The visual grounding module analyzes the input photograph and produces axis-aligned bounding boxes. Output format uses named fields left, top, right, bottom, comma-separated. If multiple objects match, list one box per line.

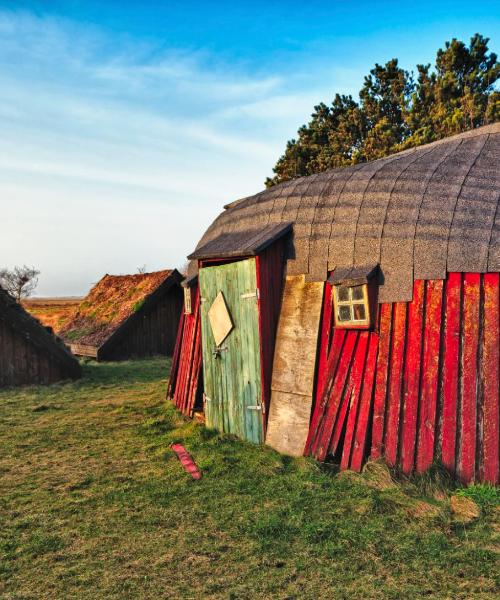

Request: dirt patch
left=450, top=495, right=481, bottom=523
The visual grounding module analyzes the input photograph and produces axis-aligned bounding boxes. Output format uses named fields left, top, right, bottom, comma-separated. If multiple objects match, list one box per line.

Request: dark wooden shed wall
left=100, top=285, right=183, bottom=361
left=0, top=317, right=71, bottom=387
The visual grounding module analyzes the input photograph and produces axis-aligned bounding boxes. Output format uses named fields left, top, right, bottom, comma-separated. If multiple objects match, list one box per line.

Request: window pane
left=338, top=305, right=352, bottom=321
left=353, top=304, right=366, bottom=321
left=352, top=286, right=364, bottom=301
left=337, top=285, right=349, bottom=302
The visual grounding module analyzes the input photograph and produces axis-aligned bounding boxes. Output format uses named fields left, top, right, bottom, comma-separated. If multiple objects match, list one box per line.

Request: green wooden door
left=199, top=258, right=263, bottom=443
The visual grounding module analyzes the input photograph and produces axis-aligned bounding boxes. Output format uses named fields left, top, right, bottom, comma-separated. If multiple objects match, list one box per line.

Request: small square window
left=353, top=303, right=366, bottom=321
left=352, top=286, right=364, bottom=301
left=338, top=305, right=351, bottom=321
left=184, top=287, right=192, bottom=315
left=333, top=283, right=371, bottom=328
left=337, top=285, right=350, bottom=302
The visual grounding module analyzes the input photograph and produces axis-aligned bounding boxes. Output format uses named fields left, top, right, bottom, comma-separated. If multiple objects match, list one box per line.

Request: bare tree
left=137, top=265, right=147, bottom=274
left=0, top=265, right=40, bottom=301
left=179, top=261, right=190, bottom=276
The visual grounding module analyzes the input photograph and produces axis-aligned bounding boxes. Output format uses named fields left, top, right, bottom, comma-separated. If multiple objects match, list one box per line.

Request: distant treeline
left=266, top=34, right=499, bottom=186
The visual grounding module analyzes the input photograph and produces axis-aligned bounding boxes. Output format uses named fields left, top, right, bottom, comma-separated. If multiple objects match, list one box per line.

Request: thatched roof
left=60, top=270, right=179, bottom=347
left=0, top=286, right=81, bottom=378
left=190, top=123, right=500, bottom=302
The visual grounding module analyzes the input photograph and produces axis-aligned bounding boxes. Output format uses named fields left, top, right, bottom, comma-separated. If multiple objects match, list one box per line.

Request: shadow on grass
left=79, top=356, right=171, bottom=387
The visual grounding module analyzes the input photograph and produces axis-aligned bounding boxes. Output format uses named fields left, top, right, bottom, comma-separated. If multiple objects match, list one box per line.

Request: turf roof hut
left=61, top=270, right=183, bottom=361
left=0, top=286, right=81, bottom=387
left=170, top=123, right=500, bottom=485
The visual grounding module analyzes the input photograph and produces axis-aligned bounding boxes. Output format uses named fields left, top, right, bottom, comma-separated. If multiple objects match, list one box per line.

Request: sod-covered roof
left=60, top=270, right=176, bottom=347
left=190, top=123, right=500, bottom=302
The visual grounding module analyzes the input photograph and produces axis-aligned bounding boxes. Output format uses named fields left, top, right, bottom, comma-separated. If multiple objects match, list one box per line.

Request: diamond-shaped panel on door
left=208, top=291, right=233, bottom=346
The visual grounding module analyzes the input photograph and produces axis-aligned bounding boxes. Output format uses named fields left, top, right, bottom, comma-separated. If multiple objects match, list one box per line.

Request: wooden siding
left=0, top=317, right=74, bottom=387
left=100, top=286, right=183, bottom=360
left=168, top=287, right=203, bottom=417
left=199, top=258, right=263, bottom=443
left=307, top=273, right=499, bottom=484
left=266, top=275, right=324, bottom=456
left=170, top=239, right=285, bottom=425
left=256, top=239, right=286, bottom=421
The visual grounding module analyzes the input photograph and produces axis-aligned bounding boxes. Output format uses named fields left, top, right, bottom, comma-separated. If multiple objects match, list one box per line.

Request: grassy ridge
left=0, top=358, right=498, bottom=599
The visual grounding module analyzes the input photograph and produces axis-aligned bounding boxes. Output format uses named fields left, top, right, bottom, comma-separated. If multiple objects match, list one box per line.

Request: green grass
left=0, top=358, right=498, bottom=599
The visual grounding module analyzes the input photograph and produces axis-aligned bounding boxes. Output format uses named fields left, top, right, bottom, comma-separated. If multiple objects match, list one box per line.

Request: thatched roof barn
left=170, top=123, right=499, bottom=484
left=0, top=286, right=81, bottom=387
left=61, top=269, right=183, bottom=361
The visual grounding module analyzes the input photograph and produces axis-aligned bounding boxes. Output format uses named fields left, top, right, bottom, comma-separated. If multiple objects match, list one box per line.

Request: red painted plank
left=171, top=443, right=202, bottom=479
left=316, top=282, right=334, bottom=401
left=256, top=241, right=286, bottom=429
left=175, top=314, right=193, bottom=411
left=305, top=328, right=346, bottom=454
left=312, top=331, right=358, bottom=461
left=340, top=332, right=369, bottom=469
left=184, top=302, right=200, bottom=415
left=441, top=273, right=462, bottom=474
left=384, top=302, right=407, bottom=467
left=350, top=333, right=379, bottom=471
left=400, top=280, right=425, bottom=475
left=481, top=273, right=499, bottom=484
left=187, top=317, right=202, bottom=417
left=416, top=280, right=444, bottom=473
left=329, top=379, right=353, bottom=458
left=167, top=309, right=185, bottom=399
left=173, top=287, right=200, bottom=416
left=458, top=273, right=480, bottom=483
left=371, top=303, right=393, bottom=459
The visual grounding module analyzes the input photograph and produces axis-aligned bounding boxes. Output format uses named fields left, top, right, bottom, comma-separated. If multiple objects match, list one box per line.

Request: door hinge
left=240, top=289, right=259, bottom=299
left=247, top=405, right=262, bottom=411
left=200, top=297, right=207, bottom=303
left=203, top=393, right=212, bottom=403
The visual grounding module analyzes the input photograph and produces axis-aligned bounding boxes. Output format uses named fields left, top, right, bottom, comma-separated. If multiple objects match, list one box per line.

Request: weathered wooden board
left=482, top=273, right=499, bottom=484
left=199, top=258, right=264, bottom=443
left=70, top=343, right=98, bottom=358
left=266, top=275, right=323, bottom=456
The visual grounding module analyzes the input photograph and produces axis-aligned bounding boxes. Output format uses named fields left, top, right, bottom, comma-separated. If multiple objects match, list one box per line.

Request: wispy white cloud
left=0, top=9, right=338, bottom=295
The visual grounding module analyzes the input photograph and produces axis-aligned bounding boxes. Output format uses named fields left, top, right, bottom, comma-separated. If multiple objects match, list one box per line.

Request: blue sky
left=1, top=1, right=499, bottom=295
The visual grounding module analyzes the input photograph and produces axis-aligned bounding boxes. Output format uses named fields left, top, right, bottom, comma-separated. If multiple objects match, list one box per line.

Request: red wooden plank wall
left=167, top=285, right=202, bottom=417
left=256, top=240, right=286, bottom=428
left=306, top=273, right=499, bottom=484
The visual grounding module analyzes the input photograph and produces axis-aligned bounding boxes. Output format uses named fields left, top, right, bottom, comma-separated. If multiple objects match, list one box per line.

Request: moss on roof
left=60, top=270, right=173, bottom=347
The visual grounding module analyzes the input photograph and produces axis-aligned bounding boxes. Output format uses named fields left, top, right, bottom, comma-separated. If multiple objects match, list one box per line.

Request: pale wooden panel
left=266, top=275, right=323, bottom=455
left=270, top=275, right=323, bottom=395
left=266, top=390, right=315, bottom=456
left=70, top=343, right=98, bottom=358
left=208, top=291, right=233, bottom=347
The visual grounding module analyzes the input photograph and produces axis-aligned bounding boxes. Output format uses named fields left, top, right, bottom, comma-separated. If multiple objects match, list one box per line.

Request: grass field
left=0, top=358, right=498, bottom=599
left=22, top=297, right=81, bottom=333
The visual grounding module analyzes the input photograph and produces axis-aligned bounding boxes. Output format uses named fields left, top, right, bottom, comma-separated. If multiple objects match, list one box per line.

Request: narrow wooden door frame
left=197, top=238, right=286, bottom=439
left=199, top=257, right=264, bottom=442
